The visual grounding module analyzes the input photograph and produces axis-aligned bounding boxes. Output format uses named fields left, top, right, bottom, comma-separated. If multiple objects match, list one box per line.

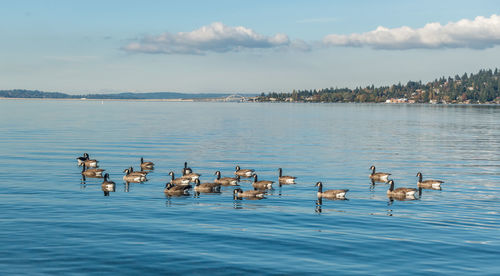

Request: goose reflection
left=80, top=177, right=87, bottom=187
left=315, top=197, right=348, bottom=214
left=386, top=195, right=417, bottom=216
left=369, top=178, right=391, bottom=190
left=387, top=194, right=417, bottom=209
left=193, top=190, right=221, bottom=198
left=233, top=200, right=243, bottom=209
left=369, top=179, right=386, bottom=191
left=232, top=196, right=262, bottom=209
left=165, top=193, right=191, bottom=207
left=80, top=181, right=87, bottom=190
left=369, top=179, right=375, bottom=191
left=315, top=198, right=323, bottom=213
left=124, top=182, right=130, bottom=193
left=417, top=186, right=441, bottom=198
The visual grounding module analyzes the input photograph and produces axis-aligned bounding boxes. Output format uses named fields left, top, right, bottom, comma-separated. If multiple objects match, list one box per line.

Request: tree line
left=0, top=90, right=233, bottom=100
left=258, top=68, right=500, bottom=103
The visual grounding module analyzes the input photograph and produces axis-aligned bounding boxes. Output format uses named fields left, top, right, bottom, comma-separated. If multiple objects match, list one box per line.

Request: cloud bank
left=123, top=22, right=292, bottom=54
left=323, top=15, right=500, bottom=50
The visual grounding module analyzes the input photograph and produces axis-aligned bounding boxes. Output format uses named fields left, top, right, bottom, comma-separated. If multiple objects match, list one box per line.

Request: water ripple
left=0, top=101, right=499, bottom=274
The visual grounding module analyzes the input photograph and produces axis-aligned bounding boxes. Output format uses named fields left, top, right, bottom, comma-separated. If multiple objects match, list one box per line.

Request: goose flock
left=77, top=153, right=444, bottom=200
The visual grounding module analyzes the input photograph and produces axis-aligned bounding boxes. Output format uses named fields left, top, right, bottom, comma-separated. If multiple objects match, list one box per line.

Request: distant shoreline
left=2, top=97, right=499, bottom=105
left=0, top=97, right=206, bottom=102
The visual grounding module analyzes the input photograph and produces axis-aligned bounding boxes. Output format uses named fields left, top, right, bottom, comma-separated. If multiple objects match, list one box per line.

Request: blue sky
left=1, top=0, right=499, bottom=94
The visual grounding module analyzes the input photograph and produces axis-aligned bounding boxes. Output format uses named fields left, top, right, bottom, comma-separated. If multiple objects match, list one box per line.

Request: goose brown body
left=123, top=169, right=147, bottom=182
left=316, top=182, right=349, bottom=198
left=124, top=167, right=148, bottom=176
left=369, top=165, right=391, bottom=182
left=169, top=171, right=191, bottom=186
left=193, top=179, right=221, bottom=192
left=214, top=171, right=239, bottom=186
left=182, top=172, right=201, bottom=182
left=164, top=183, right=191, bottom=195
left=101, top=173, right=116, bottom=191
left=387, top=180, right=417, bottom=198
left=416, top=172, right=443, bottom=189
left=140, top=157, right=154, bottom=170
left=77, top=153, right=99, bottom=168
left=182, top=162, right=193, bottom=175
left=278, top=168, right=296, bottom=184
left=233, top=188, right=265, bottom=198
left=81, top=164, right=105, bottom=178
left=76, top=153, right=88, bottom=166
left=252, top=175, right=274, bottom=190
left=234, top=165, right=255, bottom=177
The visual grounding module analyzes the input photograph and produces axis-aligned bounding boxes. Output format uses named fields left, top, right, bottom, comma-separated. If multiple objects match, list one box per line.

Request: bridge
left=223, top=94, right=247, bottom=102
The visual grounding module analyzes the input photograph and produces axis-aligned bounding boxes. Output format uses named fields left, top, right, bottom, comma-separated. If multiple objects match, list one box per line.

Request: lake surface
left=0, top=100, right=499, bottom=275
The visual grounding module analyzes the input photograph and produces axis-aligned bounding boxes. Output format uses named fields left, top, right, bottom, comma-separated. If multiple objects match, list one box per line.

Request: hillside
left=0, top=90, right=234, bottom=100
left=259, top=68, right=500, bottom=104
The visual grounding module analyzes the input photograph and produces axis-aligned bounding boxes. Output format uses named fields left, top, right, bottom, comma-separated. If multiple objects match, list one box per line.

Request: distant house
left=386, top=98, right=408, bottom=103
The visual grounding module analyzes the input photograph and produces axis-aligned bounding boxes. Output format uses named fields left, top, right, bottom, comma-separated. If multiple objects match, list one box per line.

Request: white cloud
left=123, top=22, right=292, bottom=54
left=323, top=15, right=500, bottom=50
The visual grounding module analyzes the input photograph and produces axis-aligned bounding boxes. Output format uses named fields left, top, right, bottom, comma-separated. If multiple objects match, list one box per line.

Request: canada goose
left=164, top=182, right=191, bottom=195
left=193, top=179, right=221, bottom=193
left=315, top=182, right=349, bottom=198
left=214, top=171, right=239, bottom=186
left=81, top=164, right=105, bottom=178
left=233, top=188, right=265, bottom=198
left=278, top=168, right=296, bottom=184
left=234, top=165, right=255, bottom=177
left=182, top=172, right=201, bottom=182
left=76, top=153, right=87, bottom=166
left=416, top=172, right=443, bottom=189
left=369, top=165, right=391, bottom=182
left=77, top=153, right=99, bottom=168
left=123, top=167, right=148, bottom=177
left=252, top=174, right=274, bottom=190
left=101, top=173, right=116, bottom=191
left=182, top=162, right=193, bottom=175
left=140, top=157, right=154, bottom=170
left=182, top=166, right=200, bottom=182
left=123, top=169, right=147, bottom=183
left=168, top=171, right=191, bottom=186
left=387, top=180, right=417, bottom=198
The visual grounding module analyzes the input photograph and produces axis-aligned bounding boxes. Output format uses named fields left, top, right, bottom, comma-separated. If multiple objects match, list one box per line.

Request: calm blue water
left=0, top=100, right=499, bottom=275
